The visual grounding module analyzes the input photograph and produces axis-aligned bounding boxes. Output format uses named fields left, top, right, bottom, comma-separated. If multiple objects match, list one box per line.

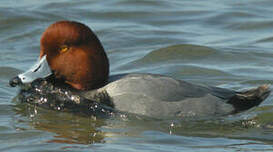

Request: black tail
left=228, top=85, right=271, bottom=112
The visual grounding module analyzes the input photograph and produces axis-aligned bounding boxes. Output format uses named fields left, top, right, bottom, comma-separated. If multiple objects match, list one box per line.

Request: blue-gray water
left=1, top=0, right=273, bottom=151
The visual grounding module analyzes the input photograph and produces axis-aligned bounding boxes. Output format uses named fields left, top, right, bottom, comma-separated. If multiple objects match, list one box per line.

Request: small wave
left=0, top=66, right=21, bottom=79
left=139, top=44, right=218, bottom=64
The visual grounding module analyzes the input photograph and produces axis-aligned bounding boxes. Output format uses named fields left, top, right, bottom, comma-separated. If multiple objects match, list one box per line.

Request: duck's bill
left=9, top=55, right=53, bottom=87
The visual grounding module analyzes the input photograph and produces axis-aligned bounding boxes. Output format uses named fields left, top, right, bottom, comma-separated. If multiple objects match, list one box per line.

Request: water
left=1, top=0, right=273, bottom=151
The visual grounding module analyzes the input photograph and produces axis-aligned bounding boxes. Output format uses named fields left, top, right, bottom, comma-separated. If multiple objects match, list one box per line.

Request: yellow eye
left=60, top=45, right=68, bottom=53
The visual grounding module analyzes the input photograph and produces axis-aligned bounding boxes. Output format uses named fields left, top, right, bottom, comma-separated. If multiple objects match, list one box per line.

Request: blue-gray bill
left=9, top=55, right=52, bottom=87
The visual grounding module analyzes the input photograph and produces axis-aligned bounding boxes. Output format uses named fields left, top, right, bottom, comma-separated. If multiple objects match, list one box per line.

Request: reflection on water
left=14, top=103, right=106, bottom=144
left=11, top=100, right=273, bottom=150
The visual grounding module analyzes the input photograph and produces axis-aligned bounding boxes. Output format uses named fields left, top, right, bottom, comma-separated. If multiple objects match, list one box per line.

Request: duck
left=9, top=20, right=271, bottom=118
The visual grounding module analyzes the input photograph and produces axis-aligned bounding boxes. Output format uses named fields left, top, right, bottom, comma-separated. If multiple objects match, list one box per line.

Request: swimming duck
left=9, top=21, right=270, bottom=118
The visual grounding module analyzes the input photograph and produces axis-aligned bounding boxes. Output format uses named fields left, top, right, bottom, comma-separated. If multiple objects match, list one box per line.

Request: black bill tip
left=9, top=76, right=22, bottom=87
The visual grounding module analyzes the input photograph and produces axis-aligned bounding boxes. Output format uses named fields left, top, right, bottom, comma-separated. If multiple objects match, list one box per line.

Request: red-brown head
left=39, top=21, right=109, bottom=90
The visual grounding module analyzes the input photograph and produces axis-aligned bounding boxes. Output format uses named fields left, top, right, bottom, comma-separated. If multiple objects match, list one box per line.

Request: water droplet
left=169, top=122, right=175, bottom=135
